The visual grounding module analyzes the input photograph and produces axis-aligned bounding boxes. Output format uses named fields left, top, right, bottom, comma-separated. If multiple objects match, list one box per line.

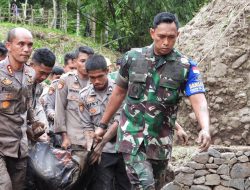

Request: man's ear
left=177, top=31, right=180, bottom=37
left=5, top=42, right=11, bottom=51
left=150, top=28, right=155, bottom=39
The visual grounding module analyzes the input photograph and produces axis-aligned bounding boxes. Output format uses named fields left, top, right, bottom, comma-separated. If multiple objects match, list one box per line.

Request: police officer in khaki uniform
left=45, top=55, right=74, bottom=132
left=30, top=48, right=56, bottom=135
left=79, top=54, right=131, bottom=190
left=0, top=28, right=45, bottom=190
left=54, top=46, right=94, bottom=189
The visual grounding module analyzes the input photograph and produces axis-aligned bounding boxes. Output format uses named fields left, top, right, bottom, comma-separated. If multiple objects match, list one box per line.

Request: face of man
left=64, top=59, right=76, bottom=72
left=6, top=30, right=33, bottom=64
left=51, top=74, right=62, bottom=81
left=75, top=52, right=89, bottom=76
left=150, top=22, right=179, bottom=56
left=88, top=69, right=109, bottom=91
left=32, top=62, right=53, bottom=83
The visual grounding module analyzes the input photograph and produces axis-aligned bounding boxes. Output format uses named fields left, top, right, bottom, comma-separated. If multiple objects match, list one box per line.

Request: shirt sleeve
left=54, top=77, right=68, bottom=133
left=185, top=60, right=206, bottom=97
left=115, top=52, right=130, bottom=89
left=45, top=81, right=57, bottom=118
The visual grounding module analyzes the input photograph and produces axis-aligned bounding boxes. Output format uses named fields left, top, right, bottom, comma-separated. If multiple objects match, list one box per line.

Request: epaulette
left=61, top=71, right=75, bottom=78
left=51, top=79, right=59, bottom=84
left=79, top=85, right=89, bottom=94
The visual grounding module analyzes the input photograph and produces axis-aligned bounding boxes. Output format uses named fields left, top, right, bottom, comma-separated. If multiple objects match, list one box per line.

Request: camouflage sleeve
left=78, top=89, right=94, bottom=133
left=54, top=76, right=68, bottom=133
left=115, top=52, right=131, bottom=89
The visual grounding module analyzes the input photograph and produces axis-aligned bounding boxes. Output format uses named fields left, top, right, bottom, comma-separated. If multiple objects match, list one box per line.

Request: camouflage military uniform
left=0, top=58, right=36, bottom=190
left=79, top=78, right=131, bottom=190
left=115, top=45, right=205, bottom=189
left=108, top=71, right=118, bottom=81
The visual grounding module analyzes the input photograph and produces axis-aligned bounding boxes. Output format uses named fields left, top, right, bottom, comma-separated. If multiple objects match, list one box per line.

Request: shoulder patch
left=57, top=79, right=65, bottom=89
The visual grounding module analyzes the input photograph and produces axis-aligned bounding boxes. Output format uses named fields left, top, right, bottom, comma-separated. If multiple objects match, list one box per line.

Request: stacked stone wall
left=163, top=148, right=250, bottom=190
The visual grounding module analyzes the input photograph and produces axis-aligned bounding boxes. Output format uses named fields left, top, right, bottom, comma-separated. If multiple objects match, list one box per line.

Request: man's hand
left=61, top=133, right=71, bottom=149
left=32, top=121, right=45, bottom=139
left=48, top=112, right=55, bottom=121
left=176, top=127, right=188, bottom=145
left=89, top=142, right=104, bottom=165
left=94, top=127, right=106, bottom=143
left=197, top=129, right=211, bottom=152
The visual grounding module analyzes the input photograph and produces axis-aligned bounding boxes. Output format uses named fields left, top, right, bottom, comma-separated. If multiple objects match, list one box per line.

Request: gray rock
left=205, top=174, right=220, bottom=185
left=228, top=179, right=245, bottom=190
left=232, top=53, right=248, bottom=69
left=236, top=151, right=243, bottom=156
left=208, top=169, right=217, bottom=173
left=190, top=185, right=211, bottom=190
left=217, top=164, right=230, bottom=175
left=194, top=170, right=209, bottom=177
left=213, top=158, right=225, bottom=164
left=231, top=163, right=250, bottom=178
left=161, top=182, right=182, bottom=190
left=245, top=177, right=250, bottom=190
left=205, top=163, right=219, bottom=169
left=208, top=148, right=221, bottom=158
left=192, top=152, right=209, bottom=164
left=213, top=185, right=235, bottom=190
left=220, top=175, right=231, bottom=180
left=175, top=173, right=194, bottom=186
left=208, top=157, right=213, bottom=163
left=221, top=152, right=235, bottom=160
left=193, top=176, right=205, bottom=184
left=228, top=157, right=238, bottom=165
left=175, top=167, right=195, bottom=174
left=212, top=63, right=228, bottom=77
left=186, top=162, right=205, bottom=170
left=244, top=151, right=250, bottom=157
left=238, top=155, right=249, bottom=162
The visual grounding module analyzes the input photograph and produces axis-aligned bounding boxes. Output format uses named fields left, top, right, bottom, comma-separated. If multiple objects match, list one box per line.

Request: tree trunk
left=51, top=0, right=57, bottom=28
left=76, top=0, right=80, bottom=36
left=23, top=0, right=28, bottom=21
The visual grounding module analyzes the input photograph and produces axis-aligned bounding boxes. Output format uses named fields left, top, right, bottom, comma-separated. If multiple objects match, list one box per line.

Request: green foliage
left=0, top=0, right=210, bottom=52
left=0, top=22, right=120, bottom=65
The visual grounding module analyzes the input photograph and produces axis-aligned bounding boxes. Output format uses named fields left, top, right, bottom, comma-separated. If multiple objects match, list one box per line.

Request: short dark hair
left=64, top=52, right=75, bottom=66
left=75, top=46, right=94, bottom=58
left=0, top=43, right=8, bottom=56
left=153, top=12, right=179, bottom=30
left=51, top=65, right=64, bottom=75
left=86, top=54, right=107, bottom=72
left=32, top=48, right=56, bottom=68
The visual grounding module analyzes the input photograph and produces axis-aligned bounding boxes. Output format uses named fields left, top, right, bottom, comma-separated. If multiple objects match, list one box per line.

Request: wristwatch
left=98, top=123, right=108, bottom=130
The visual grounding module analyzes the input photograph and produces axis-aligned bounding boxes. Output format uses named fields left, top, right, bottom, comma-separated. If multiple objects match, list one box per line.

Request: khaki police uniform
left=79, top=78, right=131, bottom=190
left=0, top=58, right=36, bottom=190
left=54, top=71, right=88, bottom=146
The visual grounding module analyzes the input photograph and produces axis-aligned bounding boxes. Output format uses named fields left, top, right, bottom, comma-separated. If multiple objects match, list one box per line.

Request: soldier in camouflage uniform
left=79, top=54, right=131, bottom=190
left=97, top=12, right=211, bottom=190
left=0, top=28, right=45, bottom=190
